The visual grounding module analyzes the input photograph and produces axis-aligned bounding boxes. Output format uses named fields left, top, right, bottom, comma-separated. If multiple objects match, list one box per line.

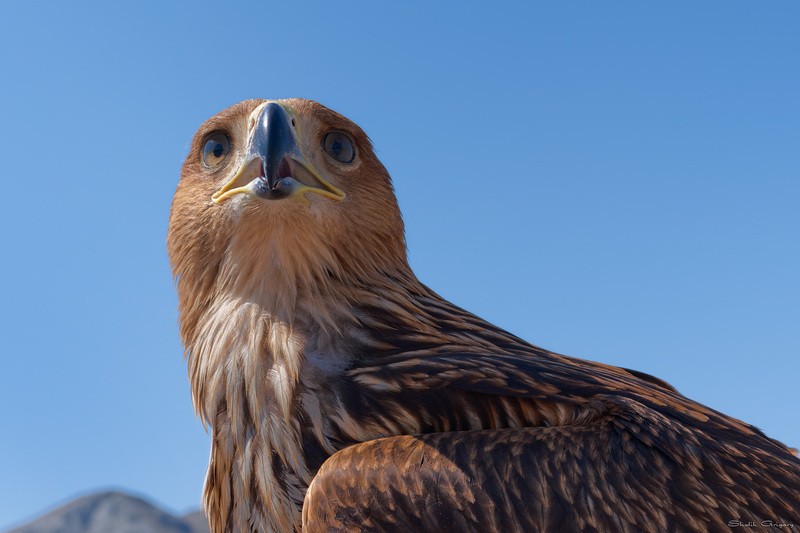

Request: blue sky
left=1, top=2, right=798, bottom=529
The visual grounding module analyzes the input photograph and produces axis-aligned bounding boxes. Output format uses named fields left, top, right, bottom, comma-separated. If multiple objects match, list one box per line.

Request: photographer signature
left=728, top=520, right=796, bottom=529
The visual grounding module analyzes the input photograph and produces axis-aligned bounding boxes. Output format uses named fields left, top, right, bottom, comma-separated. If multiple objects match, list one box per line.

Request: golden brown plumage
left=168, top=98, right=800, bottom=532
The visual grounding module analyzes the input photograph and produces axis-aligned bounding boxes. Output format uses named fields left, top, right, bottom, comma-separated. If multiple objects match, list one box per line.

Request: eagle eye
left=323, top=132, right=355, bottom=164
left=202, top=132, right=231, bottom=168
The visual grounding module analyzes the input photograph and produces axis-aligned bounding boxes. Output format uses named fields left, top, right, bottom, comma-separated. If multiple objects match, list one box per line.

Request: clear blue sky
left=1, top=2, right=798, bottom=529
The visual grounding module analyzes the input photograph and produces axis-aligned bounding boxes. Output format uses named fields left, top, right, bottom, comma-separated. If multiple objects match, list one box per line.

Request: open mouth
left=267, top=157, right=332, bottom=196
left=213, top=155, right=341, bottom=203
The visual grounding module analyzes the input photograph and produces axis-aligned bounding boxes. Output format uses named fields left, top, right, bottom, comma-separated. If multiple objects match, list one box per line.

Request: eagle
left=167, top=98, right=800, bottom=532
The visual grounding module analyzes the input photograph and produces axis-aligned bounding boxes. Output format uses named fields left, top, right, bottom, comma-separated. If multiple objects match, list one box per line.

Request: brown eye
left=323, top=132, right=355, bottom=163
left=202, top=132, right=231, bottom=168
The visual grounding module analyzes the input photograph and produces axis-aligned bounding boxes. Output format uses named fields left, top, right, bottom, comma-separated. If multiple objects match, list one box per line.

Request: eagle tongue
left=273, top=158, right=293, bottom=187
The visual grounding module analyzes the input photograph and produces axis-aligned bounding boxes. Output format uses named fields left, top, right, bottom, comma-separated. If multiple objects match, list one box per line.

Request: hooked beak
left=212, top=102, right=345, bottom=204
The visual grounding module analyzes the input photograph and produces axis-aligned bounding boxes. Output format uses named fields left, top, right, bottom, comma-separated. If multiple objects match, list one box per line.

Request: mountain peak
left=7, top=490, right=208, bottom=533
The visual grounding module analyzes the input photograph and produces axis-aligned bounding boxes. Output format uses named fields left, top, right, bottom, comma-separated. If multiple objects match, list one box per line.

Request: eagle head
left=168, top=99, right=408, bottom=346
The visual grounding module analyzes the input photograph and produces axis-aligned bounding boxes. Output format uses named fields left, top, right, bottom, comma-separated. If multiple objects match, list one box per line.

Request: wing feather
left=303, top=349, right=800, bottom=532
left=305, top=397, right=799, bottom=532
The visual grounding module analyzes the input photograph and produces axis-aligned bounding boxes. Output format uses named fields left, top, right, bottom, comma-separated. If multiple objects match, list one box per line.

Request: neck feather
left=178, top=223, right=414, bottom=531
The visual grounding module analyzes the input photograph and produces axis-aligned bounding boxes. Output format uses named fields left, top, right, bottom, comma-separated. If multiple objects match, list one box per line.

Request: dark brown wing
left=304, top=395, right=799, bottom=532
left=302, top=350, right=800, bottom=532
